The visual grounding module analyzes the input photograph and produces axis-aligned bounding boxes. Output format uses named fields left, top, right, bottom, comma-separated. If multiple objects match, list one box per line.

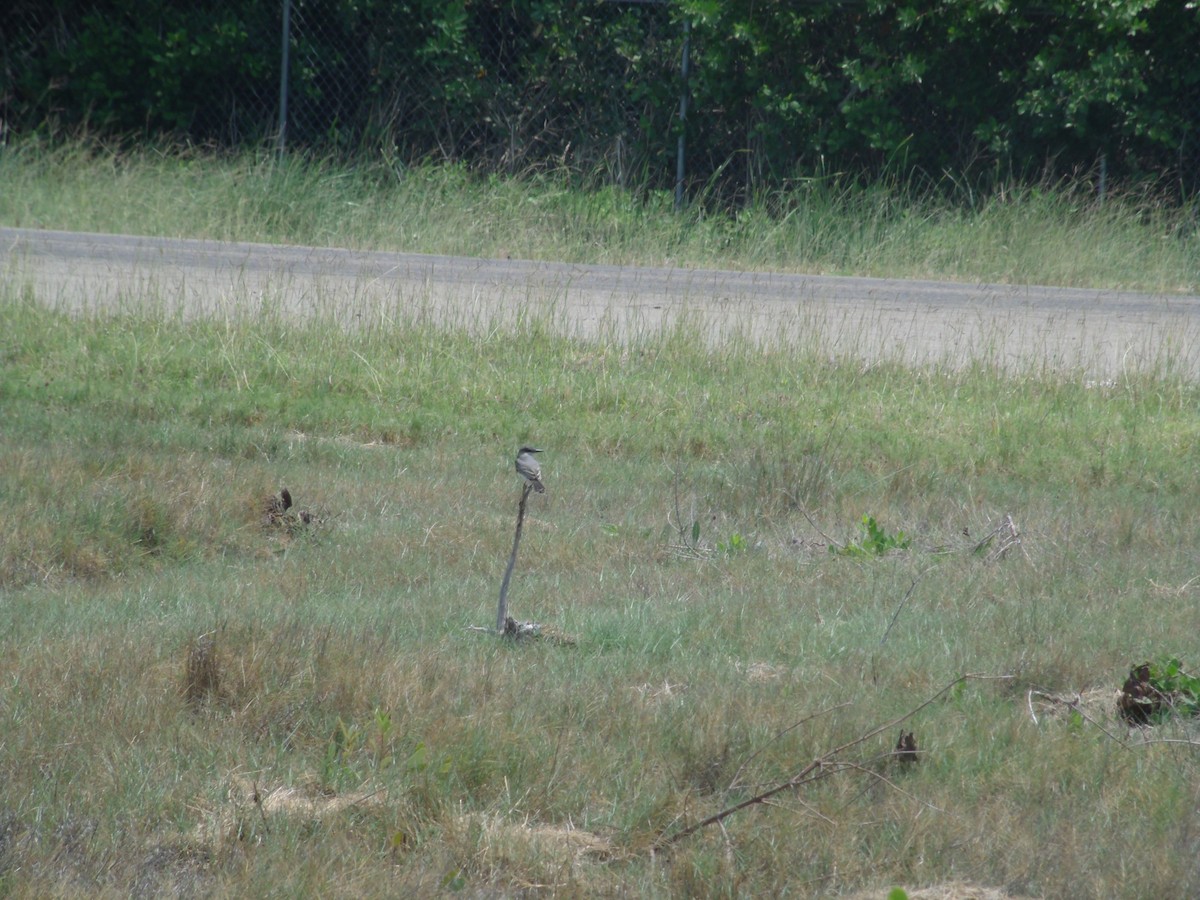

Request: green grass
left=2, top=141, right=1199, bottom=895
left=4, top=282, right=1200, bottom=897
left=1, top=138, right=1197, bottom=292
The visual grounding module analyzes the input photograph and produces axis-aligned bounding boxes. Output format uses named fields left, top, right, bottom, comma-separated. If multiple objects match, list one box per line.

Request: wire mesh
left=2, top=1, right=1198, bottom=197
left=276, top=0, right=678, bottom=183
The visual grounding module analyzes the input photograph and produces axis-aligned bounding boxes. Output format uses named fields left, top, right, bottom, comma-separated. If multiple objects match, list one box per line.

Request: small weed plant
left=716, top=531, right=749, bottom=554
left=1133, top=657, right=1200, bottom=721
left=1148, top=658, right=1200, bottom=716
left=832, top=515, right=913, bottom=558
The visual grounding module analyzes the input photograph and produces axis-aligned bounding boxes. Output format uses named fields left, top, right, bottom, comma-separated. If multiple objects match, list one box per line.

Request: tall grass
left=1, top=137, right=1197, bottom=292
left=3, top=286, right=1200, bottom=896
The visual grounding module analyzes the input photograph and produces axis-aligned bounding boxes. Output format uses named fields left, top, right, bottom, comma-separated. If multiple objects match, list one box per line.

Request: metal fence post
left=277, top=0, right=291, bottom=155
left=674, top=17, right=691, bottom=212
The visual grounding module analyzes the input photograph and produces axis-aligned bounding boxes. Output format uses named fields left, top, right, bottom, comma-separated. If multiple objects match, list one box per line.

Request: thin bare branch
left=836, top=760, right=955, bottom=818
left=726, top=701, right=852, bottom=793
left=799, top=503, right=840, bottom=550
left=653, top=672, right=1011, bottom=850
left=880, top=570, right=931, bottom=647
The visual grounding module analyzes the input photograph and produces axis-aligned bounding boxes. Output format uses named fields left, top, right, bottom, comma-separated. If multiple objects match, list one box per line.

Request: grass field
left=2, top=144, right=1200, bottom=897
left=1, top=139, right=1198, bottom=292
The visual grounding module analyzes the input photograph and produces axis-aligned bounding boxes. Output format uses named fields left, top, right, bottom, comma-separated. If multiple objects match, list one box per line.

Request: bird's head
left=518, top=446, right=544, bottom=455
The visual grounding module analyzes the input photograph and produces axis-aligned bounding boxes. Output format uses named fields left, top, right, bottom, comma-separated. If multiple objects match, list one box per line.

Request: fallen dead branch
left=653, top=672, right=1012, bottom=851
left=725, top=702, right=851, bottom=794
left=973, top=513, right=1029, bottom=564
left=263, top=486, right=322, bottom=532
left=466, top=618, right=576, bottom=644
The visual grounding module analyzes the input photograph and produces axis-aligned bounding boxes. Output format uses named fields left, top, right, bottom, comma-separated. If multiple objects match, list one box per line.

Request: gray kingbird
left=515, top=447, right=545, bottom=493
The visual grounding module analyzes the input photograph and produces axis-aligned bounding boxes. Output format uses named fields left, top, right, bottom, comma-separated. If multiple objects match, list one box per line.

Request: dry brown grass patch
left=633, top=679, right=687, bottom=704
left=191, top=774, right=389, bottom=849
left=734, top=658, right=789, bottom=682
left=467, top=813, right=613, bottom=862
left=1025, top=686, right=1117, bottom=727
left=445, top=812, right=615, bottom=889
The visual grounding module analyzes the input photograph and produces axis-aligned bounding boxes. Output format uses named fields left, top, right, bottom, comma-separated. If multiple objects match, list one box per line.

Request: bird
left=515, top=446, right=545, bottom=493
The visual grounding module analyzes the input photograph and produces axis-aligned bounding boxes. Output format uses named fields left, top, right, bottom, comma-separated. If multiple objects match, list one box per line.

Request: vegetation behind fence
left=2, top=0, right=1198, bottom=199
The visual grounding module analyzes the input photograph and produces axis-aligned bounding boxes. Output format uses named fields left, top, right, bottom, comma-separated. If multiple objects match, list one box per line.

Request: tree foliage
left=2, top=0, right=1197, bottom=194
left=678, top=0, right=1200, bottom=191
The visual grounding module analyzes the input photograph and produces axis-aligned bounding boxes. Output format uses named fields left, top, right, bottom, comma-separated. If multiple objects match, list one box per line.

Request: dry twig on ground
left=653, top=672, right=1012, bottom=851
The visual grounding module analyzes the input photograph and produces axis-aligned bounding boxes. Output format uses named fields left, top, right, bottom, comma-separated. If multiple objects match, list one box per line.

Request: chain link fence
left=277, top=0, right=682, bottom=184
left=2, top=1, right=1198, bottom=199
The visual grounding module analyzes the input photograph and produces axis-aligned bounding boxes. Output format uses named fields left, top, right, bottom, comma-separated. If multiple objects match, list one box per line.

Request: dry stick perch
left=496, top=482, right=535, bottom=634
left=653, top=672, right=1012, bottom=850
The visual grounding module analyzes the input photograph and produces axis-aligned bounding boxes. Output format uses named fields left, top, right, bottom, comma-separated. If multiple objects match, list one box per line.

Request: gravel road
left=4, top=226, right=1199, bottom=378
